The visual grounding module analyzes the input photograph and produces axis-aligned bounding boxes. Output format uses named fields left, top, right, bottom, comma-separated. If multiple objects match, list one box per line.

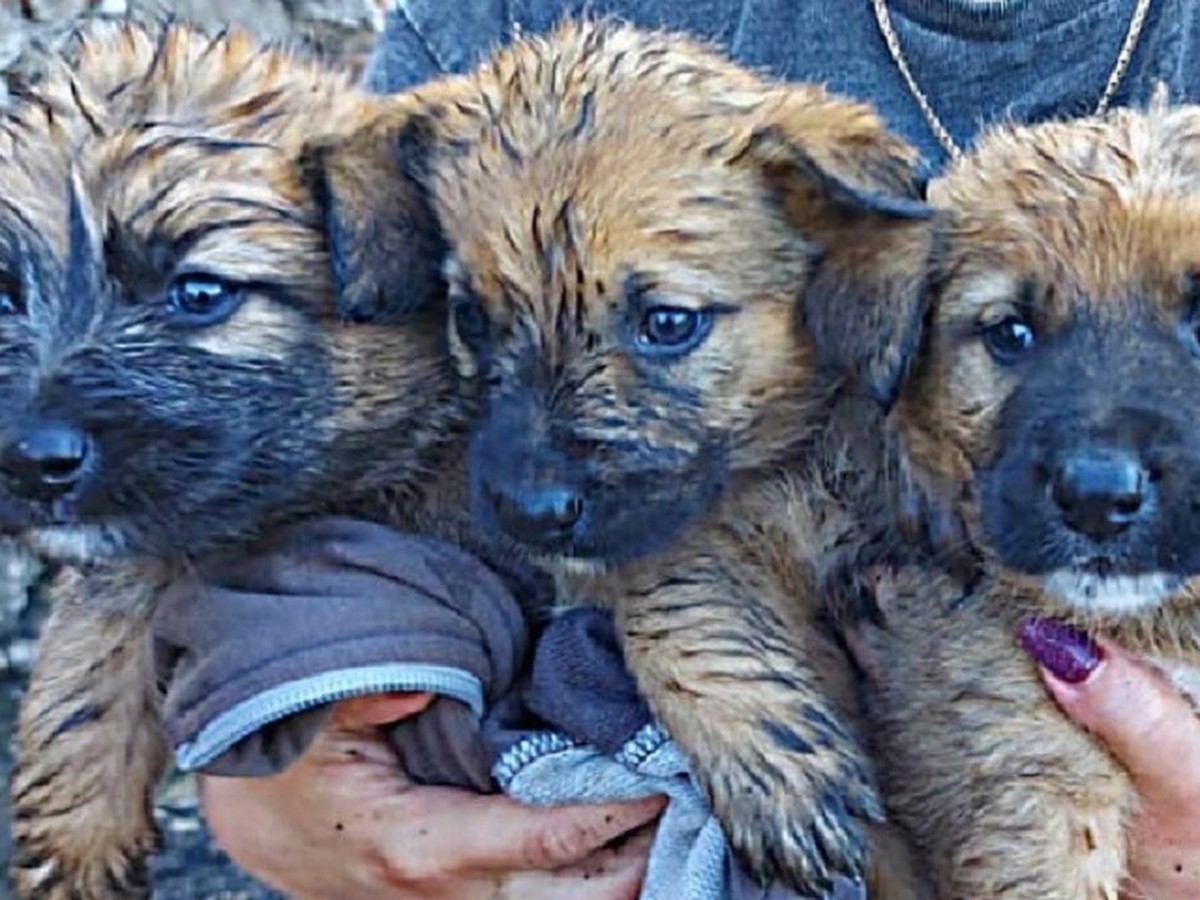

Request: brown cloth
left=153, top=517, right=530, bottom=791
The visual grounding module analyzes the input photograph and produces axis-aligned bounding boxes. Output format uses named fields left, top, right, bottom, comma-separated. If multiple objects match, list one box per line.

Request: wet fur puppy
left=4, top=23, right=461, bottom=899
left=869, top=102, right=1200, bottom=898
left=345, top=19, right=935, bottom=895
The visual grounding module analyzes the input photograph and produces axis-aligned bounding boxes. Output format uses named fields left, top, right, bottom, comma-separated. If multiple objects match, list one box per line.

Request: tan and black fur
left=3, top=23, right=478, bottom=899
left=337, top=19, right=937, bottom=895
left=864, top=100, right=1200, bottom=898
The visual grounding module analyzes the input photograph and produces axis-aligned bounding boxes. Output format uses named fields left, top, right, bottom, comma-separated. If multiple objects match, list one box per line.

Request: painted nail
left=1016, top=616, right=1103, bottom=684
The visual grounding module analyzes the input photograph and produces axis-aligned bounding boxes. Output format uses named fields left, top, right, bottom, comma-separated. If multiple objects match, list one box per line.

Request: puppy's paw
left=702, top=713, right=883, bottom=895
left=9, top=829, right=156, bottom=900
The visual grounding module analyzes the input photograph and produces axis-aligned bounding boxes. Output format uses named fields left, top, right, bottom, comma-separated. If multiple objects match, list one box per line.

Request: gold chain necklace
left=870, top=0, right=1153, bottom=160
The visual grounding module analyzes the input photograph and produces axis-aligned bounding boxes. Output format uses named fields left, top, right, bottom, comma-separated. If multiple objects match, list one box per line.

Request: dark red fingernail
left=1016, top=616, right=1102, bottom=684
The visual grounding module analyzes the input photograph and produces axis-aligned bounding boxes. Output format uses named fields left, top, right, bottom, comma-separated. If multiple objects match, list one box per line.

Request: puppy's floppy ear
left=736, top=88, right=937, bottom=407
left=301, top=102, right=447, bottom=323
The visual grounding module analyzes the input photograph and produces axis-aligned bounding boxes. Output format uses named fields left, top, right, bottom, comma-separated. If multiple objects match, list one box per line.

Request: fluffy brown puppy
left=869, top=101, right=1200, bottom=898
left=336, top=18, right=936, bottom=896
left=3, top=22, right=465, bottom=900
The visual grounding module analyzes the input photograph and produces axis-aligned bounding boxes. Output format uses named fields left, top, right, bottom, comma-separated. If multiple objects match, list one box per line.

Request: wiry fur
left=868, top=102, right=1200, bottom=898
left=5, top=22, right=478, bottom=899
left=338, top=19, right=936, bottom=896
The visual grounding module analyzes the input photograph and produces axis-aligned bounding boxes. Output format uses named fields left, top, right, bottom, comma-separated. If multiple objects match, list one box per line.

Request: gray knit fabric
left=365, top=0, right=1195, bottom=176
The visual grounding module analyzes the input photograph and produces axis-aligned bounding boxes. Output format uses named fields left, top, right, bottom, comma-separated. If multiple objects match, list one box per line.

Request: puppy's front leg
left=612, top=548, right=882, bottom=895
left=866, top=567, right=1130, bottom=900
left=10, top=562, right=170, bottom=900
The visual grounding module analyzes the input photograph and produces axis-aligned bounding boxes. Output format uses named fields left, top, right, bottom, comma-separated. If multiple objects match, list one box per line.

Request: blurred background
left=0, top=2, right=392, bottom=896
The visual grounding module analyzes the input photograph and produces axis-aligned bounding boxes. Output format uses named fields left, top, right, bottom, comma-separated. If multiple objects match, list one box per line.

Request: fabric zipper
left=492, top=721, right=672, bottom=788
left=176, top=663, right=483, bottom=772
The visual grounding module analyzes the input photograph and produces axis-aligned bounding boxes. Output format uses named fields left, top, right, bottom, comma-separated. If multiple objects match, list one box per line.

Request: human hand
left=845, top=569, right=1200, bottom=900
left=199, top=692, right=665, bottom=900
left=1015, top=622, right=1200, bottom=900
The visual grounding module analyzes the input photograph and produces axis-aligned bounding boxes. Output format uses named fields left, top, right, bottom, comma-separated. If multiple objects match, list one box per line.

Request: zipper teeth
left=492, top=723, right=670, bottom=788
left=492, top=731, right=582, bottom=787
left=614, top=722, right=669, bottom=769
left=176, top=665, right=482, bottom=772
left=178, top=684, right=364, bottom=771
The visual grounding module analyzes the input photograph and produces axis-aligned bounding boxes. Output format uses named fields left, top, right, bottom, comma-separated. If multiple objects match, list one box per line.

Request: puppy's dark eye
left=166, top=275, right=244, bottom=326
left=1184, top=314, right=1200, bottom=354
left=0, top=275, right=24, bottom=317
left=1179, top=272, right=1200, bottom=356
left=981, top=316, right=1035, bottom=363
left=452, top=296, right=490, bottom=346
left=636, top=306, right=714, bottom=357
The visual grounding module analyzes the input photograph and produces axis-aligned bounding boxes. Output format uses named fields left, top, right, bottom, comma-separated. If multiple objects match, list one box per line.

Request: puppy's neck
left=988, top=567, right=1200, bottom=661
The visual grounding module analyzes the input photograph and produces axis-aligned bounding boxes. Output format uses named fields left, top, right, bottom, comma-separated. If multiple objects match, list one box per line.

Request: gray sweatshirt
left=365, top=0, right=1197, bottom=176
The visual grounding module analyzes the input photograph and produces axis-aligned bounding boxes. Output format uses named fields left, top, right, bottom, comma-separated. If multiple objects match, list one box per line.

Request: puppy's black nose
left=1051, top=449, right=1149, bottom=541
left=489, top=482, right=584, bottom=547
left=1, top=422, right=92, bottom=501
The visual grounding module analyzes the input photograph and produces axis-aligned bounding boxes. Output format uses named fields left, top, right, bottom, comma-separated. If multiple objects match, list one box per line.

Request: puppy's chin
left=502, top=529, right=684, bottom=578
left=1040, top=568, right=1184, bottom=614
left=23, top=523, right=134, bottom=564
left=508, top=540, right=639, bottom=578
left=480, top=479, right=725, bottom=572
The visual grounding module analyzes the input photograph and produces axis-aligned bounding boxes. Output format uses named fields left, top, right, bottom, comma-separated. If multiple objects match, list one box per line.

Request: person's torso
left=372, top=0, right=1198, bottom=176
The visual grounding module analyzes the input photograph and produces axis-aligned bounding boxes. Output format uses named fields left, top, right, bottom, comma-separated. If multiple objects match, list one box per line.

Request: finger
left=199, top=774, right=314, bottom=887
left=1122, top=841, right=1200, bottom=900
left=201, top=767, right=438, bottom=900
left=381, top=789, right=667, bottom=876
left=312, top=696, right=435, bottom=771
left=1030, top=632, right=1200, bottom=811
left=842, top=622, right=885, bottom=685
left=863, top=565, right=893, bottom=596
left=499, top=822, right=656, bottom=900
left=330, top=691, right=437, bottom=730
left=492, top=794, right=667, bottom=871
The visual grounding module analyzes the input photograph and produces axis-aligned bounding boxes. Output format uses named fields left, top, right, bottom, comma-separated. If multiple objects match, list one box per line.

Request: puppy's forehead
left=86, top=125, right=320, bottom=279
left=442, top=146, right=784, bottom=313
left=425, top=24, right=805, bottom=321
left=0, top=102, right=74, bottom=259
left=936, top=106, right=1200, bottom=316
left=51, top=21, right=365, bottom=151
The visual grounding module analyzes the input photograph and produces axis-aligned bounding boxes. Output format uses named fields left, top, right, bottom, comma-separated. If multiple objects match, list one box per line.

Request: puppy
left=869, top=101, right=1200, bottom=898
left=338, top=18, right=936, bottom=895
left=4, top=22, right=463, bottom=899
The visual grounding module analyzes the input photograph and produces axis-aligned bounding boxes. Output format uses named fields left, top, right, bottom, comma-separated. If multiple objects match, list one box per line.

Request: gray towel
left=487, top=606, right=856, bottom=900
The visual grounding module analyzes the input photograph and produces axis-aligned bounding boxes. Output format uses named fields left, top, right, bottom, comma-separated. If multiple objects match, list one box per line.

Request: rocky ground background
left=0, top=2, right=393, bottom=896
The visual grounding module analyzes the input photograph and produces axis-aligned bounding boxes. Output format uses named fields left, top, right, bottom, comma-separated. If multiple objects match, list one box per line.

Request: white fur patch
left=26, top=859, right=59, bottom=888
left=24, top=524, right=127, bottom=563
left=1041, top=570, right=1181, bottom=613
left=555, top=555, right=612, bottom=579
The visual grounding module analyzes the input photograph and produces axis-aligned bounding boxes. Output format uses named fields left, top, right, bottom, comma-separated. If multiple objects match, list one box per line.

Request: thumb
left=329, top=691, right=437, bottom=730
left=1019, top=618, right=1200, bottom=812
left=390, top=790, right=668, bottom=874
left=305, top=692, right=437, bottom=770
